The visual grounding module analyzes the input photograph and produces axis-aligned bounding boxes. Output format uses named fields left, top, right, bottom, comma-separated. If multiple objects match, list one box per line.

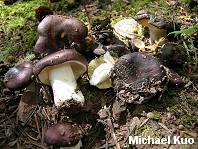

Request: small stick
left=34, top=114, right=41, bottom=140
left=12, top=107, right=19, bottom=115
left=81, top=0, right=92, bottom=27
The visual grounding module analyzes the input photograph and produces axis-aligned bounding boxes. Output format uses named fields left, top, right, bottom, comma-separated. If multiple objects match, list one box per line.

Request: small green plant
left=167, top=88, right=177, bottom=96
left=168, top=24, right=198, bottom=76
left=170, top=105, right=177, bottom=112
left=153, top=112, right=160, bottom=120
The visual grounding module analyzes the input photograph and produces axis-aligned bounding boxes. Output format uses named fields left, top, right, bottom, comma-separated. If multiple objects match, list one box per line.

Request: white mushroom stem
left=49, top=63, right=84, bottom=107
left=60, top=140, right=82, bottom=149
left=89, top=51, right=115, bottom=86
left=149, top=27, right=167, bottom=44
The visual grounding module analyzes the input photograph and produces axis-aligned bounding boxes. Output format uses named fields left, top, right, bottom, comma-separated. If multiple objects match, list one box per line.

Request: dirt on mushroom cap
left=113, top=52, right=168, bottom=104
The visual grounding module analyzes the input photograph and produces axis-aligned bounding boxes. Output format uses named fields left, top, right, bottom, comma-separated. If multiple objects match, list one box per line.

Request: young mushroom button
left=44, top=122, right=83, bottom=149
left=4, top=61, right=33, bottom=91
left=33, top=49, right=88, bottom=107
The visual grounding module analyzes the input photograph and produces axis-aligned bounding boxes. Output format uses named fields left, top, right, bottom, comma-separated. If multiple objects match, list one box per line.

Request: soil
left=0, top=0, right=198, bottom=149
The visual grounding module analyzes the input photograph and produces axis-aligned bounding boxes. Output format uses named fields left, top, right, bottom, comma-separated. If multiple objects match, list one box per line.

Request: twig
left=25, top=141, right=48, bottom=149
left=104, top=105, right=120, bottom=149
left=34, top=113, right=41, bottom=140
left=81, top=0, right=92, bottom=27
left=23, top=105, right=38, bottom=126
left=124, top=125, right=137, bottom=143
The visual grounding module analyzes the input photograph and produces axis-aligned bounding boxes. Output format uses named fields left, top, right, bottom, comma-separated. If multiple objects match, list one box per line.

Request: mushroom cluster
left=4, top=6, right=89, bottom=148
left=4, top=6, right=88, bottom=109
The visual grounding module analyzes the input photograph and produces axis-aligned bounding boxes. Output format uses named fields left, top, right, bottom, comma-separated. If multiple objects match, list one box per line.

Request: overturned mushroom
left=4, top=61, right=33, bottom=91
left=130, top=37, right=145, bottom=52
left=113, top=52, right=168, bottom=104
left=34, top=14, right=88, bottom=59
left=33, top=49, right=88, bottom=107
left=88, top=51, right=117, bottom=89
left=134, top=10, right=172, bottom=44
left=44, top=122, right=83, bottom=149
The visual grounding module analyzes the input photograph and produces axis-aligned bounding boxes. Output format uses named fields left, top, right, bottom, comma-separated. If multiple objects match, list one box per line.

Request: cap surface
left=34, top=15, right=88, bottom=58
left=4, top=61, right=33, bottom=91
left=44, top=122, right=83, bottom=147
left=134, top=10, right=153, bottom=20
left=33, top=49, right=88, bottom=85
left=113, top=52, right=167, bottom=104
left=148, top=18, right=171, bottom=30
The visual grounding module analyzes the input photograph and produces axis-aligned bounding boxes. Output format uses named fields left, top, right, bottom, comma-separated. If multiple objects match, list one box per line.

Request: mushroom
left=160, top=42, right=189, bottom=67
left=88, top=51, right=117, bottom=89
left=35, top=6, right=53, bottom=23
left=90, top=42, right=106, bottom=56
left=33, top=49, right=88, bottom=107
left=34, top=14, right=88, bottom=59
left=130, top=37, right=145, bottom=52
left=106, top=40, right=127, bottom=56
left=134, top=10, right=172, bottom=44
left=4, top=61, right=33, bottom=91
left=44, top=122, right=83, bottom=149
left=113, top=52, right=167, bottom=104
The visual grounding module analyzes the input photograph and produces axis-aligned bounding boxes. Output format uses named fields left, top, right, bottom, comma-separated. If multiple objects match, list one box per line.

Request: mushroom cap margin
left=33, top=49, right=88, bottom=85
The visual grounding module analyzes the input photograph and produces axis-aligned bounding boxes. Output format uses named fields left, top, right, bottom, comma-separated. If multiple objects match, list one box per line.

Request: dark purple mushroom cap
left=44, top=122, right=83, bottom=147
left=134, top=10, right=155, bottom=27
left=113, top=52, right=167, bottom=104
left=90, top=42, right=106, bottom=56
left=166, top=68, right=183, bottom=86
left=134, top=10, right=172, bottom=43
left=106, top=40, right=127, bottom=56
left=134, top=10, right=170, bottom=30
left=4, top=61, right=33, bottom=91
left=34, top=15, right=88, bottom=59
left=33, top=49, right=88, bottom=85
left=160, top=42, right=188, bottom=67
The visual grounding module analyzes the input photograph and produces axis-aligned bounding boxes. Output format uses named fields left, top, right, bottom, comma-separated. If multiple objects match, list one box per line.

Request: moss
left=0, top=0, right=47, bottom=63
left=0, top=46, right=16, bottom=63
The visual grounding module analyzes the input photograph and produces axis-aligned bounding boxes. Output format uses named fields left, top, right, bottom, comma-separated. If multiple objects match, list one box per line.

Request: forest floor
left=0, top=0, right=198, bottom=149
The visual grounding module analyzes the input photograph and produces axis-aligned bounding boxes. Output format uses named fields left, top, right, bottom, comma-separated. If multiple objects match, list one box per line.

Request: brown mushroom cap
left=4, top=61, right=33, bottom=91
left=44, top=122, right=83, bottom=147
left=34, top=15, right=88, bottom=59
left=33, top=49, right=88, bottom=85
left=113, top=52, right=167, bottom=104
left=35, top=6, right=53, bottom=23
left=134, top=10, right=155, bottom=27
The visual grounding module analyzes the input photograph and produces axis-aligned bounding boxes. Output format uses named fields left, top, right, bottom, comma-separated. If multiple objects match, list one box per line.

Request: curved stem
left=190, top=34, right=198, bottom=74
